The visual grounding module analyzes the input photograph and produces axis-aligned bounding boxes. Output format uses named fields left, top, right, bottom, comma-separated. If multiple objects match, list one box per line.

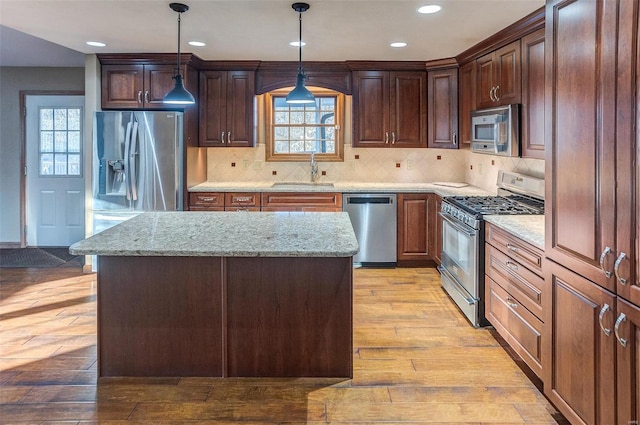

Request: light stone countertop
left=70, top=211, right=359, bottom=257
left=484, top=215, right=545, bottom=250
left=189, top=181, right=493, bottom=197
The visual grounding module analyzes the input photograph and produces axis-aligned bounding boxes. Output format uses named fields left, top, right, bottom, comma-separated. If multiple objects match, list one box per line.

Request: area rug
left=0, top=248, right=80, bottom=268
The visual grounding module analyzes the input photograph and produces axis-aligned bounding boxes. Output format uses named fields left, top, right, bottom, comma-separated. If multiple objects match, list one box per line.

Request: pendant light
left=164, top=2, right=196, bottom=105
left=286, top=2, right=316, bottom=104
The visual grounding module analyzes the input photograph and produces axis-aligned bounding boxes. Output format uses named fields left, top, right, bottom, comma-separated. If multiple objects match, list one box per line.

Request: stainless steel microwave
left=470, top=104, right=520, bottom=156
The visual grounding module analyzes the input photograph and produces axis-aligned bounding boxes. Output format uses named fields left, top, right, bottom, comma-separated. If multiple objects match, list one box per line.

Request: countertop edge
left=483, top=215, right=545, bottom=251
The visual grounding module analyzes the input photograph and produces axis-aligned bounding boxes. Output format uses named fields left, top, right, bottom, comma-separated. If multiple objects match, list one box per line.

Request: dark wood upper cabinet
left=352, top=70, right=427, bottom=148
left=199, top=70, right=255, bottom=147
left=520, top=28, right=545, bottom=159
left=476, top=40, right=521, bottom=108
left=427, top=68, right=458, bottom=149
left=458, top=61, right=476, bottom=146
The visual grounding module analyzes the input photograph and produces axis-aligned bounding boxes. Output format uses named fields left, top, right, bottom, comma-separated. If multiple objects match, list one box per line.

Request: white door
left=26, top=95, right=85, bottom=247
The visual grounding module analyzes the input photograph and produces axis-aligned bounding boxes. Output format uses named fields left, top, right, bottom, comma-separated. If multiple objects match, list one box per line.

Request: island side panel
left=226, top=257, right=353, bottom=378
left=98, top=256, right=224, bottom=377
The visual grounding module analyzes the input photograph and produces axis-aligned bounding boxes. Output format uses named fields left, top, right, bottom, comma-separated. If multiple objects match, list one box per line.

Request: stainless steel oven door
left=440, top=212, right=479, bottom=298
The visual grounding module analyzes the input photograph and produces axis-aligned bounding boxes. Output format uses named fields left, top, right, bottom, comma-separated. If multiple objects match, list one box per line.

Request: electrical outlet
left=407, top=159, right=415, bottom=170
left=243, top=160, right=250, bottom=169
left=252, top=161, right=262, bottom=170
left=478, top=163, right=484, bottom=175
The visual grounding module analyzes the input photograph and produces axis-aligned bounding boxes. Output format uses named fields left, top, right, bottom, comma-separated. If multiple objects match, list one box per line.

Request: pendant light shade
left=164, top=2, right=196, bottom=105
left=286, top=2, right=316, bottom=104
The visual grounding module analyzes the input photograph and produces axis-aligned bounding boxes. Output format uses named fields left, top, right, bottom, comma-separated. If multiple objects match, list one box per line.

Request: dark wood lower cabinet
left=397, top=193, right=435, bottom=265
left=617, top=298, right=640, bottom=424
left=97, top=255, right=353, bottom=378
left=543, top=260, right=616, bottom=425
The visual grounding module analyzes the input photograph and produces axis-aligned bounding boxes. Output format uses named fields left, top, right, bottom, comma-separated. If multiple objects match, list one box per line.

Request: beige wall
left=0, top=67, right=85, bottom=244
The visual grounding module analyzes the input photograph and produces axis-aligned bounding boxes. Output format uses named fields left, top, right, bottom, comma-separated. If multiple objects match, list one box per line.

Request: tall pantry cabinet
left=544, top=0, right=639, bottom=424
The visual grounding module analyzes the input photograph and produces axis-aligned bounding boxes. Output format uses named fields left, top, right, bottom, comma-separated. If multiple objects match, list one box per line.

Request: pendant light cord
left=298, top=10, right=303, bottom=72
left=176, top=13, right=182, bottom=78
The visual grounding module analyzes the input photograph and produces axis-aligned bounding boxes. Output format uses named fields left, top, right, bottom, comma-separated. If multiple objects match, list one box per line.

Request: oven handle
left=439, top=212, right=478, bottom=237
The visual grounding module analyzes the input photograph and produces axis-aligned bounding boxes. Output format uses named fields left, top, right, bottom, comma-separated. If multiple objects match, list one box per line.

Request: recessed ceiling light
left=188, top=41, right=206, bottom=47
left=418, top=4, right=442, bottom=14
left=390, top=42, right=407, bottom=48
left=289, top=41, right=306, bottom=47
left=86, top=41, right=106, bottom=47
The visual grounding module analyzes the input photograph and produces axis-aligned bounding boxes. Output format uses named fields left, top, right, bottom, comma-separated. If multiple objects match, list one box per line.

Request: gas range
left=438, top=170, right=545, bottom=328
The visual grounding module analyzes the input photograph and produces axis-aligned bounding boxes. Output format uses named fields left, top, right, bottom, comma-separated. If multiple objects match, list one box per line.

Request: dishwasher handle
left=347, top=196, right=394, bottom=205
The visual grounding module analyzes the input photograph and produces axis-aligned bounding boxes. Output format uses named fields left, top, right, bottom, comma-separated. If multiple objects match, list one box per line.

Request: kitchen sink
left=271, top=182, right=334, bottom=188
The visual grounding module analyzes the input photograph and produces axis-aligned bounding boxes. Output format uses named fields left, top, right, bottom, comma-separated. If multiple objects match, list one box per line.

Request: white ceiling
left=0, top=0, right=544, bottom=66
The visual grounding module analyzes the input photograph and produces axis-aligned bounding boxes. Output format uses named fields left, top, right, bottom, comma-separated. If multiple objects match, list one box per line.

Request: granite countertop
left=484, top=215, right=545, bottom=250
left=70, top=211, right=359, bottom=257
left=189, top=181, right=493, bottom=197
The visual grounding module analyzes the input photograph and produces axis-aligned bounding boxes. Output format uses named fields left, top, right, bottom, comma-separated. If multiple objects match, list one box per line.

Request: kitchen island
left=70, top=211, right=358, bottom=378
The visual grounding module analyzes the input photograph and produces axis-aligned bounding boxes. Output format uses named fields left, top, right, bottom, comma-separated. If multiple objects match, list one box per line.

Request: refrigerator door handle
left=129, top=121, right=139, bottom=201
left=123, top=121, right=133, bottom=201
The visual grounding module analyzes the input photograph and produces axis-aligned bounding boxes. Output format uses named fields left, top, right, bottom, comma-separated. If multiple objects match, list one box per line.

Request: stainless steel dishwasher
left=343, top=193, right=397, bottom=266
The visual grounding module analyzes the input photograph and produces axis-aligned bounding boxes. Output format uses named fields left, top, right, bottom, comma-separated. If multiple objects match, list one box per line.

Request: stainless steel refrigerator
left=92, top=111, right=184, bottom=234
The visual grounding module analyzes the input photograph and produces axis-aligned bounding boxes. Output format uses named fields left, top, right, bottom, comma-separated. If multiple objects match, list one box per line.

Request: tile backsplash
left=205, top=144, right=545, bottom=193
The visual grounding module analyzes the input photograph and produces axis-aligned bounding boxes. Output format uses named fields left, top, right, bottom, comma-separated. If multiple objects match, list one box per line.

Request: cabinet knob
left=505, top=296, right=518, bottom=309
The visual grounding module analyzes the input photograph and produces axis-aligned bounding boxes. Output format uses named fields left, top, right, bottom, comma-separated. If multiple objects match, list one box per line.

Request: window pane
left=68, top=154, right=81, bottom=175
left=274, top=127, right=289, bottom=140
left=321, top=98, right=335, bottom=111
left=68, top=108, right=81, bottom=130
left=55, top=131, right=67, bottom=152
left=305, top=111, right=317, bottom=123
left=54, top=109, right=67, bottom=130
left=290, top=140, right=304, bottom=152
left=324, top=127, right=335, bottom=140
left=305, top=141, right=317, bottom=151
left=40, top=109, right=53, bottom=130
left=274, top=97, right=289, bottom=110
left=40, top=153, right=54, bottom=175
left=54, top=154, right=67, bottom=175
left=274, top=111, right=289, bottom=124
left=41, top=131, right=54, bottom=152
left=290, top=127, right=304, bottom=140
left=305, top=127, right=317, bottom=140
left=290, top=111, right=304, bottom=124
left=322, top=112, right=335, bottom=124
left=274, top=141, right=289, bottom=154
left=68, top=131, right=81, bottom=152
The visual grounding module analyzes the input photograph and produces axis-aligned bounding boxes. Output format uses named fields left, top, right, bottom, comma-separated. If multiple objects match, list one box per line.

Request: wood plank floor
left=0, top=265, right=567, bottom=424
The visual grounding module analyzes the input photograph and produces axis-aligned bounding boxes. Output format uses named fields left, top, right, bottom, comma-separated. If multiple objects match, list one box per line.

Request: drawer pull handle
left=614, top=313, right=627, bottom=347
left=385, top=132, right=389, bottom=144
left=235, top=208, right=250, bottom=212
left=505, top=297, right=518, bottom=309
left=599, top=246, right=613, bottom=278
left=200, top=197, right=214, bottom=202
left=144, top=91, right=149, bottom=104
left=614, top=252, right=628, bottom=285
left=137, top=91, right=142, bottom=104
left=221, top=132, right=226, bottom=144
left=234, top=197, right=252, bottom=202
left=228, top=131, right=232, bottom=143
left=598, top=303, right=612, bottom=336
left=506, top=261, right=518, bottom=271
left=506, top=243, right=519, bottom=253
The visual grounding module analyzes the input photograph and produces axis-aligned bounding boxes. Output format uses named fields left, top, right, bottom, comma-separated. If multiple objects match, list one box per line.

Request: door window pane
left=39, top=107, right=83, bottom=176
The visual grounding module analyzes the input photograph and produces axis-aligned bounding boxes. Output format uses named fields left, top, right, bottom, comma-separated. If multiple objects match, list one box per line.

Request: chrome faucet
left=310, top=151, right=319, bottom=182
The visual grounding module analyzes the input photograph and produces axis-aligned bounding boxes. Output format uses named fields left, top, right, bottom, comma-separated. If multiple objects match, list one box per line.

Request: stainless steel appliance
left=471, top=104, right=520, bottom=156
left=92, top=111, right=184, bottom=233
left=438, top=171, right=544, bottom=327
left=343, top=193, right=397, bottom=266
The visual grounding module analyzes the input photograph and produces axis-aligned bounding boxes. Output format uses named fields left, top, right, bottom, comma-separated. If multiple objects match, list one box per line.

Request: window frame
left=265, top=87, right=344, bottom=162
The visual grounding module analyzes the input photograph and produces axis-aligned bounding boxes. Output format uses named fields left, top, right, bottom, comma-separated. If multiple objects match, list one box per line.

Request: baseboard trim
left=0, top=242, right=22, bottom=249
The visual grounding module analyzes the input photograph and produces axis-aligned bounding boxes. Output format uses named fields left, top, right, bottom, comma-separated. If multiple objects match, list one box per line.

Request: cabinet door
left=544, top=260, right=616, bottom=425
left=615, top=0, right=640, bottom=306
left=493, top=40, right=521, bottom=105
left=144, top=64, right=181, bottom=109
left=520, top=29, right=545, bottom=159
left=616, top=298, right=640, bottom=425
left=397, top=193, right=433, bottom=261
left=427, top=68, right=458, bottom=149
left=545, top=0, right=617, bottom=291
left=199, top=71, right=227, bottom=146
left=225, top=71, right=255, bottom=147
left=434, top=195, right=443, bottom=266
left=476, top=53, right=495, bottom=109
left=390, top=71, right=427, bottom=148
left=101, top=64, right=144, bottom=109
left=458, top=61, right=476, bottom=145
left=352, top=71, right=389, bottom=147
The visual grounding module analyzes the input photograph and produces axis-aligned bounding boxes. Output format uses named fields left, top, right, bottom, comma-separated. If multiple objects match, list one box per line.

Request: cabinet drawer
left=225, top=192, right=260, bottom=208
left=485, top=244, right=544, bottom=319
left=224, top=207, right=260, bottom=212
left=189, top=192, right=224, bottom=210
left=261, top=192, right=342, bottom=209
left=486, top=224, right=543, bottom=274
left=485, top=276, right=543, bottom=378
